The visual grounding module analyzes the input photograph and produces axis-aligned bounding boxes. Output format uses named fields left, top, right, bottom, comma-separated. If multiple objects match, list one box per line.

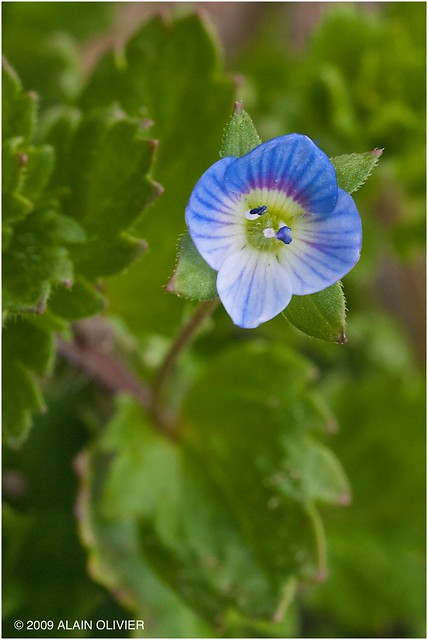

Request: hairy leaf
left=332, top=149, right=383, bottom=194
left=166, top=232, right=218, bottom=301
left=220, top=102, right=262, bottom=158
left=283, top=283, right=347, bottom=343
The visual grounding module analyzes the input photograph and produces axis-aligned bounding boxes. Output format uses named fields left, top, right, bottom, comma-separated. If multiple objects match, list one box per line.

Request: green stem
left=151, top=298, right=219, bottom=434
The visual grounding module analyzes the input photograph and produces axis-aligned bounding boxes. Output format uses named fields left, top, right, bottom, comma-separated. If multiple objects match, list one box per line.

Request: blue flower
left=185, top=134, right=362, bottom=329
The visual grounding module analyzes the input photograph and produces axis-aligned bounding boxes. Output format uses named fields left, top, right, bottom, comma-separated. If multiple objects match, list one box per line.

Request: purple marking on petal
left=224, top=134, right=339, bottom=215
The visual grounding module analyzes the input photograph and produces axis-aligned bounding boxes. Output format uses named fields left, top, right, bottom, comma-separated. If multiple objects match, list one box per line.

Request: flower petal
left=185, top=157, right=245, bottom=270
left=216, top=249, right=292, bottom=329
left=278, top=189, right=362, bottom=295
left=224, top=134, right=338, bottom=215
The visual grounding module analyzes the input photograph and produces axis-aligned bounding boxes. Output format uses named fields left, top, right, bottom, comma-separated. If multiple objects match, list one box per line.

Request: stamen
left=246, top=204, right=268, bottom=221
left=249, top=205, right=268, bottom=216
left=276, top=225, right=292, bottom=245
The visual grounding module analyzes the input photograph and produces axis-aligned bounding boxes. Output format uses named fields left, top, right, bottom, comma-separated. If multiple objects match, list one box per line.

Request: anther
left=249, top=205, right=268, bottom=216
left=276, top=225, right=292, bottom=245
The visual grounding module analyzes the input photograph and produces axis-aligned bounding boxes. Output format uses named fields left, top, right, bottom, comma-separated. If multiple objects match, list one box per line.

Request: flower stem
left=151, top=298, right=219, bottom=434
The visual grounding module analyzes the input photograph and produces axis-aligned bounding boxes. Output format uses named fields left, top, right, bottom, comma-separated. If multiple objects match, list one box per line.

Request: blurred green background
left=3, top=2, right=425, bottom=638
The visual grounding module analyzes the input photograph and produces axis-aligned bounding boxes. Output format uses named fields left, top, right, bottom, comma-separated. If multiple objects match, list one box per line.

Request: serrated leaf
left=3, top=143, right=55, bottom=226
left=60, top=108, right=161, bottom=277
left=166, top=232, right=218, bottom=301
left=283, top=282, right=347, bottom=343
left=332, top=149, right=383, bottom=194
left=80, top=13, right=235, bottom=336
left=64, top=110, right=161, bottom=234
left=220, top=102, right=262, bottom=158
left=78, top=397, right=279, bottom=633
left=3, top=209, right=83, bottom=314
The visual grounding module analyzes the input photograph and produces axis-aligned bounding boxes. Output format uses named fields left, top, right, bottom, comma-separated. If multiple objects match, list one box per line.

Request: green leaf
left=3, top=143, right=56, bottom=226
left=2, top=58, right=37, bottom=142
left=81, top=13, right=235, bottom=336
left=37, top=105, right=82, bottom=188
left=2, top=318, right=54, bottom=446
left=3, top=2, right=113, bottom=41
left=282, top=438, right=351, bottom=506
left=48, top=277, right=106, bottom=321
left=283, top=282, right=347, bottom=343
left=3, top=381, right=112, bottom=631
left=3, top=317, right=55, bottom=376
left=3, top=362, right=45, bottom=448
left=3, top=26, right=82, bottom=107
left=2, top=138, right=26, bottom=197
left=19, top=145, right=55, bottom=201
left=220, top=101, right=262, bottom=158
left=332, top=149, right=383, bottom=193
left=3, top=209, right=83, bottom=314
left=72, top=235, right=148, bottom=280
left=166, top=232, right=218, bottom=301
left=78, top=397, right=272, bottom=633
left=62, top=108, right=162, bottom=278
left=183, top=342, right=346, bottom=588
left=78, top=336, right=346, bottom=631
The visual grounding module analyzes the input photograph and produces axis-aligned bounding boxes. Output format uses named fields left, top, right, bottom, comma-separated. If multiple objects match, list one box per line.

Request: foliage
left=2, top=4, right=425, bottom=640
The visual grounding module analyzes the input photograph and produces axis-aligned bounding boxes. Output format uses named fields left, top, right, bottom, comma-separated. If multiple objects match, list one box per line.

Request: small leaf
left=283, top=282, right=347, bottom=343
left=166, top=232, right=218, bottom=301
left=332, top=149, right=383, bottom=194
left=220, top=101, right=262, bottom=158
left=168, top=104, right=261, bottom=303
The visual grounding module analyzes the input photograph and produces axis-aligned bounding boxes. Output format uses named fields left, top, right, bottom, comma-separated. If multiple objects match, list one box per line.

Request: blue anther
left=249, top=205, right=268, bottom=216
left=276, top=225, right=293, bottom=245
